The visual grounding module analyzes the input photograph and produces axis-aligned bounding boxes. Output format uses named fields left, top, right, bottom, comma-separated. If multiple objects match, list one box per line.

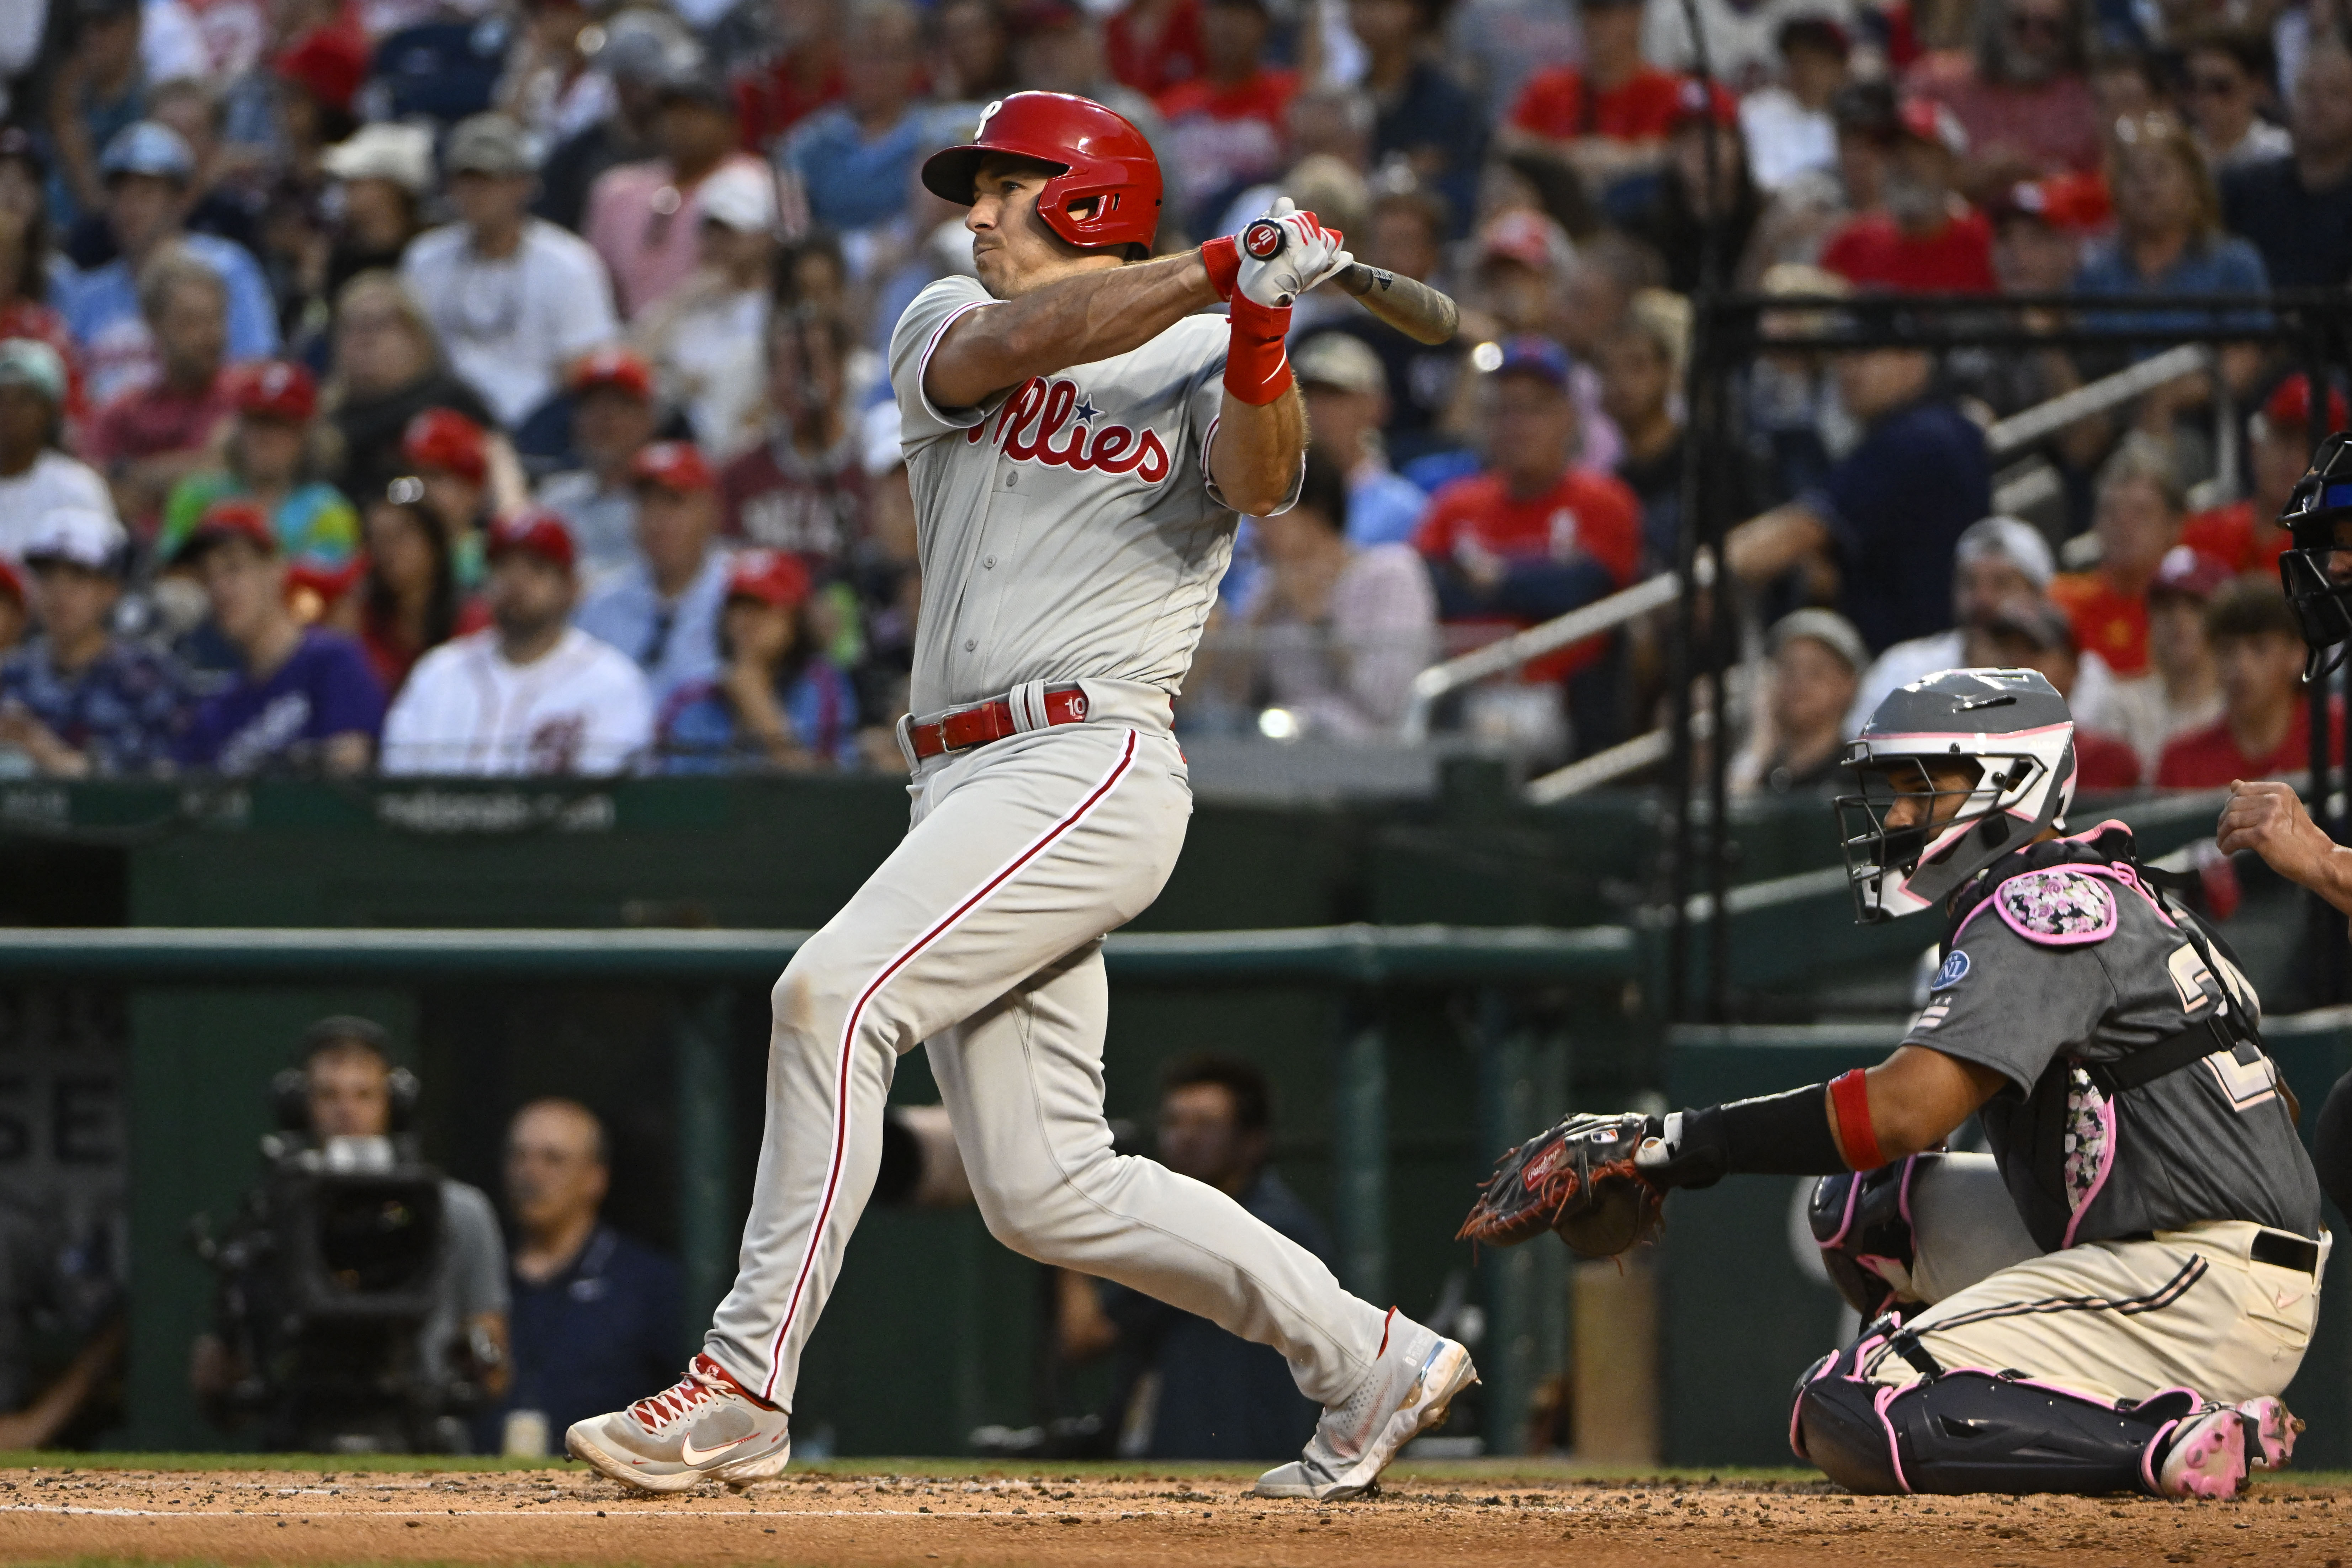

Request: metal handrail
left=0, top=922, right=1638, bottom=985
left=1982, top=342, right=2212, bottom=455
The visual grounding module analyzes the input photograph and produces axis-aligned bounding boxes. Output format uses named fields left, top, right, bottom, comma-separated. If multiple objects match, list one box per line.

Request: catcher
left=1466, top=667, right=2328, bottom=1499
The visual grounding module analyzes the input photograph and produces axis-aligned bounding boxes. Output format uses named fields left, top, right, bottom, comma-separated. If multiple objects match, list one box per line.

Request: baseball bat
left=1240, top=218, right=1460, bottom=347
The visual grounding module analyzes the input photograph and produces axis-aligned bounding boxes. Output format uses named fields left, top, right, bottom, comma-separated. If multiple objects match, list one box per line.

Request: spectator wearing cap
left=158, top=360, right=360, bottom=570
left=103, top=77, right=263, bottom=269
left=0, top=505, right=185, bottom=776
left=2049, top=434, right=2184, bottom=680
left=1351, top=0, right=1483, bottom=227
left=1231, top=448, right=1435, bottom=740
left=270, top=20, right=366, bottom=165
left=1820, top=98, right=1996, bottom=293
left=2074, top=113, right=2268, bottom=364
left=318, top=124, right=436, bottom=306
left=585, top=68, right=768, bottom=321
left=1595, top=288, right=1742, bottom=573
left=1969, top=598, right=2142, bottom=791
left=627, top=164, right=777, bottom=462
left=1292, top=332, right=1425, bottom=550
left=59, top=120, right=277, bottom=405
left=1989, top=174, right=2104, bottom=295
left=1902, top=0, right=2103, bottom=193
left=782, top=0, right=932, bottom=236
left=0, top=339, right=113, bottom=558
left=540, top=6, right=687, bottom=232
left=322, top=271, right=500, bottom=512
left=1846, top=514, right=2080, bottom=730
left=402, top=406, right=495, bottom=584
left=1731, top=608, right=1866, bottom=796
left=2219, top=43, right=2352, bottom=291
left=40, top=0, right=149, bottom=230
left=1411, top=338, right=1644, bottom=751
left=2182, top=30, right=2290, bottom=175
left=1155, top=0, right=1299, bottom=229
left=1622, top=80, right=1766, bottom=296
left=1643, top=0, right=1859, bottom=95
left=658, top=547, right=859, bottom=770
left=1500, top=0, right=1684, bottom=195
left=576, top=440, right=732, bottom=708
left=359, top=476, right=489, bottom=697
left=173, top=500, right=385, bottom=776
left=2156, top=579, right=2341, bottom=788
left=382, top=508, right=655, bottom=775
left=1726, top=337, right=1992, bottom=655
left=0, top=130, right=84, bottom=417
left=719, top=308, right=865, bottom=579
left=1740, top=16, right=1852, bottom=194
left=2099, top=544, right=2226, bottom=774
left=534, top=348, right=661, bottom=580
left=2184, top=376, right=2351, bottom=578
left=400, top=112, right=621, bottom=431
left=84, top=247, right=234, bottom=532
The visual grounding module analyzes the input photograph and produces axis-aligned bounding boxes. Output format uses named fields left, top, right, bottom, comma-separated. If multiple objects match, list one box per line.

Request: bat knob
left=1241, top=219, right=1286, bottom=260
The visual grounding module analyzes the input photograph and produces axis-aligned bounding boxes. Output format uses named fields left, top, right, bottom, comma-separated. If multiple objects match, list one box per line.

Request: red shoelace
left=631, top=1358, right=725, bottom=1429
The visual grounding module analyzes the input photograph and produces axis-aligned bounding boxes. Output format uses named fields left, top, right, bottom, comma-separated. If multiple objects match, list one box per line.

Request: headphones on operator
left=269, top=1015, right=423, bottom=1134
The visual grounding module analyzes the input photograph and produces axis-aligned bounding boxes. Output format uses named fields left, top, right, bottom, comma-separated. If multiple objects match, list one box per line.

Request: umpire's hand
left=2218, top=779, right=2352, bottom=914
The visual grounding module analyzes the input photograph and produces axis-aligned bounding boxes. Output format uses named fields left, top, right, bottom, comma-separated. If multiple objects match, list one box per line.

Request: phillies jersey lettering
left=890, top=275, right=1295, bottom=716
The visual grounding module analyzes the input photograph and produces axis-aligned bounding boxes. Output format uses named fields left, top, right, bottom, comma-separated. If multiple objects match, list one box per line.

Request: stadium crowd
left=0, top=0, right=2344, bottom=784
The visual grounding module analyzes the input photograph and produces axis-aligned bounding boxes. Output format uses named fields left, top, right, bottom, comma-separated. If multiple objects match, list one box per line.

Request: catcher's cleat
left=2239, top=1394, right=2301, bottom=1472
left=566, top=1353, right=792, bottom=1494
left=1253, top=1311, right=1477, bottom=1503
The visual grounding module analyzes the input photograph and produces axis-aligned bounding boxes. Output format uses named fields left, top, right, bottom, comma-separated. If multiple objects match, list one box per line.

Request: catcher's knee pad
left=1793, top=1345, right=2197, bottom=1496
left=1809, top=1154, right=1932, bottom=1319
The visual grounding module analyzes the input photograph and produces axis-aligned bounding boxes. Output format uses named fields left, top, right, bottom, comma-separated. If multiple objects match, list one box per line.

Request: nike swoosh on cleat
left=679, top=1432, right=761, bottom=1465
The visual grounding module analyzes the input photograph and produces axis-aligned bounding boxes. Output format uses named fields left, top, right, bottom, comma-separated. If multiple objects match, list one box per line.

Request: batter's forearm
left=1208, top=386, right=1307, bottom=517
left=927, top=254, right=1223, bottom=410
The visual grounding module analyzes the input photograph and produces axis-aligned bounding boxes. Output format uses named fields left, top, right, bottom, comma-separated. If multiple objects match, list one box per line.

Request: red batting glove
left=1200, top=235, right=1239, bottom=302
left=1224, top=292, right=1292, bottom=405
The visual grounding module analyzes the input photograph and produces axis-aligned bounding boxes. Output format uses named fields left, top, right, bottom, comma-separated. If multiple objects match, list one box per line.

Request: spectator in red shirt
left=2049, top=434, right=2182, bottom=679
left=1499, top=0, right=1685, bottom=193
left=720, top=307, right=865, bottom=570
left=1821, top=97, right=1997, bottom=293
left=2157, top=579, right=2338, bottom=788
left=1412, top=337, right=1643, bottom=747
left=1905, top=0, right=2105, bottom=197
left=1156, top=0, right=1298, bottom=229
left=85, top=249, right=235, bottom=538
left=1974, top=598, right=2143, bottom=790
left=1107, top=0, right=1207, bottom=99
left=735, top=0, right=850, bottom=151
left=2183, top=375, right=2350, bottom=577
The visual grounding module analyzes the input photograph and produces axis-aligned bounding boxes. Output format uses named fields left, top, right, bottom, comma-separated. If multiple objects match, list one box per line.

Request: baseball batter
left=1466, top=667, right=2327, bottom=1499
left=567, top=92, right=1474, bottom=1498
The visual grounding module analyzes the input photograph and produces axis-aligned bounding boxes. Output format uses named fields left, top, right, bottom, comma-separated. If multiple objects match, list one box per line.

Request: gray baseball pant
left=703, top=720, right=1389, bottom=1412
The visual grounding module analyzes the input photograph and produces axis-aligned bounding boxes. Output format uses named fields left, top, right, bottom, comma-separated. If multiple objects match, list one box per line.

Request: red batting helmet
left=920, top=92, right=1161, bottom=253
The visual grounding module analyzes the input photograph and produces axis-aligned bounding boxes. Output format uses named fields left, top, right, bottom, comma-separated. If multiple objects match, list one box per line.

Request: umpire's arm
left=2215, top=778, right=2352, bottom=1214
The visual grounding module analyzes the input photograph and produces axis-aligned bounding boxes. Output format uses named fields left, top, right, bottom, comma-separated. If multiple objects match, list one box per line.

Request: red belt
left=905, top=684, right=1091, bottom=761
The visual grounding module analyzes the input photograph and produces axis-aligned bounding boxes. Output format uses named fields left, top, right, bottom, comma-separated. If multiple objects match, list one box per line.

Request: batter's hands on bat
left=2218, top=778, right=2352, bottom=913
left=1235, top=197, right=1352, bottom=310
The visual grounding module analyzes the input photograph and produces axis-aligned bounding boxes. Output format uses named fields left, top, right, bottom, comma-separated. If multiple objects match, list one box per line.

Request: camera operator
left=192, top=1017, right=510, bottom=1452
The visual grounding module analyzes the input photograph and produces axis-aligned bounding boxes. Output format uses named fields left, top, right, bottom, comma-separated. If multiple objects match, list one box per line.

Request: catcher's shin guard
left=1791, top=1343, right=2195, bottom=1495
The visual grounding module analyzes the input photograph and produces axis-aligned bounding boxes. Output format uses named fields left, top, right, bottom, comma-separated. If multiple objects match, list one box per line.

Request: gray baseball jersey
left=889, top=275, right=1280, bottom=716
left=1904, top=834, right=2321, bottom=1253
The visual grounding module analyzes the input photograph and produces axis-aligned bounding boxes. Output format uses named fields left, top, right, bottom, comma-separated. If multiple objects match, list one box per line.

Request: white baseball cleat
left=1253, top=1311, right=1477, bottom=1502
left=566, top=1353, right=792, bottom=1494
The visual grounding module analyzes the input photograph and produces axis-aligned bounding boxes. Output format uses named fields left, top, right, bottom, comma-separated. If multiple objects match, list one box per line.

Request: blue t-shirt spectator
left=658, top=660, right=861, bottom=770
left=1346, top=467, right=1430, bottom=549
left=573, top=551, right=732, bottom=712
left=1801, top=397, right=1992, bottom=654
left=61, top=232, right=281, bottom=403
left=2072, top=233, right=2271, bottom=339
left=783, top=106, right=932, bottom=232
left=0, top=636, right=189, bottom=776
left=491, top=1225, right=680, bottom=1445
left=177, top=629, right=386, bottom=775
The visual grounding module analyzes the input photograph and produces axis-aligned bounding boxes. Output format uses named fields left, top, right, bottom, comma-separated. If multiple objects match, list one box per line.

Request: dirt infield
left=0, top=1462, right=2346, bottom=1567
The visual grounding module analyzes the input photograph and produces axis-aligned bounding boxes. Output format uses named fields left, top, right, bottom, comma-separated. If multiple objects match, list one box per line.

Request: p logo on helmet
left=918, top=91, right=1163, bottom=254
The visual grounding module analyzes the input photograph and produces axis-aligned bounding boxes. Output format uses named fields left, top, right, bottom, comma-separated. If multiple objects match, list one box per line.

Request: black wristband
left=1649, top=1085, right=1846, bottom=1189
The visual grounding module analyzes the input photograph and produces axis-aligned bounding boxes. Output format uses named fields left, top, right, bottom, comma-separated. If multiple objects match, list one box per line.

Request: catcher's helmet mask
left=2277, top=429, right=2352, bottom=676
left=1834, top=668, right=2078, bottom=923
left=921, top=91, right=1162, bottom=261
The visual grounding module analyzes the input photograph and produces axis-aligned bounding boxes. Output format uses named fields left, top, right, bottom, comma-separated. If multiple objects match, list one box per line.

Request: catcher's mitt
left=1457, top=1111, right=1667, bottom=1258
